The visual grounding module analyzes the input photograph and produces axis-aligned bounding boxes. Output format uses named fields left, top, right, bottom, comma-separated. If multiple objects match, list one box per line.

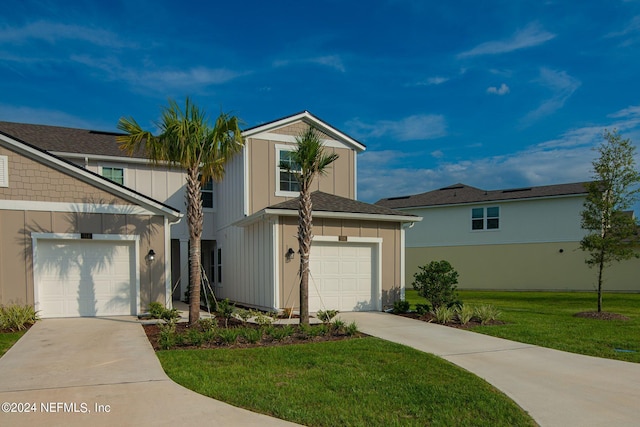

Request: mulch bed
left=143, top=317, right=365, bottom=351
left=574, top=311, right=630, bottom=321
left=396, top=312, right=506, bottom=328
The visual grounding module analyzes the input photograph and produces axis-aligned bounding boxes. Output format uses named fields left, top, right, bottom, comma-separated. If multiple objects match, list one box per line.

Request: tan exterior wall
left=277, top=217, right=403, bottom=309
left=0, top=145, right=131, bottom=205
left=406, top=242, right=640, bottom=292
left=271, top=123, right=335, bottom=140
left=0, top=209, right=167, bottom=311
left=246, top=136, right=356, bottom=215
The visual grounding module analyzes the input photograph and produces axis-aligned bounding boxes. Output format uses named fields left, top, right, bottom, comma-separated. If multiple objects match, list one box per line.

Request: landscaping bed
left=396, top=312, right=506, bottom=328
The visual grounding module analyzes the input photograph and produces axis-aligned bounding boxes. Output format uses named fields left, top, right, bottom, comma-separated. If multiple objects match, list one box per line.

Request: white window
left=276, top=145, right=300, bottom=197
left=0, top=155, right=7, bottom=187
left=101, top=166, right=124, bottom=185
left=471, top=206, right=500, bottom=230
left=216, top=247, right=222, bottom=284
left=201, top=177, right=214, bottom=209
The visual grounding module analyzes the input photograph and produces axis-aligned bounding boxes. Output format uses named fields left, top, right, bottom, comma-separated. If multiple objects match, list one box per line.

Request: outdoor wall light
left=147, top=249, right=156, bottom=261
left=286, top=247, right=295, bottom=261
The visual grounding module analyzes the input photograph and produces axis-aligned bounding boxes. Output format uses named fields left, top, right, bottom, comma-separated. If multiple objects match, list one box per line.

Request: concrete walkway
left=0, top=317, right=299, bottom=427
left=338, top=311, right=640, bottom=427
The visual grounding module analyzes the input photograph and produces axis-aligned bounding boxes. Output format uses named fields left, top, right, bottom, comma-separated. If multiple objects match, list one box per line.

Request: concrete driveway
left=0, top=317, right=299, bottom=427
left=338, top=311, right=640, bottom=427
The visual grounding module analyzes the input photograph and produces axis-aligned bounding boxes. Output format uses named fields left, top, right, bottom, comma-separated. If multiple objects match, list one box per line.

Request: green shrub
left=147, top=302, right=180, bottom=324
left=267, top=325, right=294, bottom=341
left=252, top=310, right=276, bottom=326
left=185, top=327, right=205, bottom=346
left=235, top=309, right=252, bottom=324
left=415, top=303, right=431, bottom=315
left=474, top=305, right=501, bottom=325
left=412, top=260, right=460, bottom=310
left=392, top=300, right=410, bottom=314
left=316, top=309, right=339, bottom=323
left=434, top=306, right=456, bottom=324
left=0, top=304, right=39, bottom=331
left=198, top=317, right=217, bottom=332
left=457, top=305, right=475, bottom=325
left=240, top=327, right=262, bottom=344
left=345, top=321, right=359, bottom=336
left=158, top=323, right=177, bottom=350
left=331, top=319, right=346, bottom=333
left=216, top=299, right=235, bottom=328
left=218, top=328, right=239, bottom=345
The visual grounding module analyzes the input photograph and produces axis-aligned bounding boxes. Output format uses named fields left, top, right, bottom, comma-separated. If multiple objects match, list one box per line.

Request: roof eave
left=234, top=208, right=421, bottom=227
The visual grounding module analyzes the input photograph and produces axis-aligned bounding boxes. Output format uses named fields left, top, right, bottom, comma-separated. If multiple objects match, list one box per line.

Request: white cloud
left=458, top=22, right=555, bottom=58
left=430, top=150, right=444, bottom=158
left=0, top=20, right=134, bottom=48
left=487, top=83, right=510, bottom=95
left=521, top=68, right=581, bottom=125
left=346, top=114, right=447, bottom=142
left=0, top=104, right=100, bottom=129
left=605, top=15, right=640, bottom=42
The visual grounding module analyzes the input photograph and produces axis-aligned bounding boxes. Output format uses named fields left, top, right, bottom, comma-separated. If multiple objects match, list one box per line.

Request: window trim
left=275, top=144, right=300, bottom=197
left=100, top=165, right=125, bottom=186
left=470, top=206, right=500, bottom=231
left=0, top=155, right=8, bottom=188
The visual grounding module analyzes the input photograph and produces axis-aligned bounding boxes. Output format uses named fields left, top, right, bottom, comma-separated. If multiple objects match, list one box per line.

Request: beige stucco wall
left=406, top=242, right=640, bottom=292
left=246, top=135, right=356, bottom=215
left=278, top=216, right=403, bottom=310
left=0, top=145, right=168, bottom=311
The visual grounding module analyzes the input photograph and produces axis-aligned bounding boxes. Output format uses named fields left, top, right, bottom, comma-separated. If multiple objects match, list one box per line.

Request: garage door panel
left=309, top=242, right=377, bottom=312
left=35, top=240, right=136, bottom=318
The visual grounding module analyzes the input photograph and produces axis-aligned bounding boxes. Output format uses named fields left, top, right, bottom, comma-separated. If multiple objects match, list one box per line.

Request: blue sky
left=2, top=0, right=640, bottom=205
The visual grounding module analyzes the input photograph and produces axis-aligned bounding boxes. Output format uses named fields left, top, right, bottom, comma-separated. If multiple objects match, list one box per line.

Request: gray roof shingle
left=0, top=121, right=146, bottom=158
left=270, top=191, right=418, bottom=217
left=376, top=182, right=590, bottom=209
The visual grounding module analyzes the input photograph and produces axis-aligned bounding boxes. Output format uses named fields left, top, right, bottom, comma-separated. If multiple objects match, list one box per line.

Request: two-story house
left=377, top=182, right=639, bottom=292
left=0, top=111, right=420, bottom=317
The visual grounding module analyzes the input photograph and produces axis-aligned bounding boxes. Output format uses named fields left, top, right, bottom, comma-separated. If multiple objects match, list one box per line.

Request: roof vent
left=89, top=130, right=124, bottom=136
left=439, top=184, right=464, bottom=190
left=386, top=196, right=410, bottom=201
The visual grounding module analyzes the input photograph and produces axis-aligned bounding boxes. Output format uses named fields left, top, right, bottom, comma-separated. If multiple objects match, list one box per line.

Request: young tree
left=117, top=98, right=243, bottom=325
left=580, top=129, right=640, bottom=312
left=282, top=126, right=339, bottom=325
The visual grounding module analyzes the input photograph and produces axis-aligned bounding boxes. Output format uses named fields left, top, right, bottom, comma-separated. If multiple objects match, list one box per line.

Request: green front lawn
left=158, top=337, right=535, bottom=427
left=405, top=290, right=640, bottom=363
left=0, top=331, right=25, bottom=357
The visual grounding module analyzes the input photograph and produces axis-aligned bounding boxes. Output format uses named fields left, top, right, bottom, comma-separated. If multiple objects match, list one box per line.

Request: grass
left=158, top=338, right=535, bottom=427
left=0, top=330, right=25, bottom=357
left=405, top=289, right=640, bottom=363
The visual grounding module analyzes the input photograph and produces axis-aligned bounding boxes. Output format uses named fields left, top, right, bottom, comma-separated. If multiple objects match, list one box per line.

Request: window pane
left=487, top=218, right=499, bottom=229
left=487, top=207, right=499, bottom=218
left=472, top=208, right=484, bottom=219
left=472, top=219, right=484, bottom=230
left=201, top=192, right=213, bottom=208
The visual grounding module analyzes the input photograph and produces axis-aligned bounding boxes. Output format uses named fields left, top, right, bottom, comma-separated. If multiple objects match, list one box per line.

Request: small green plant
left=240, top=327, right=262, bottom=344
left=345, top=321, right=359, bottom=336
left=198, top=317, right=217, bottom=331
left=474, top=305, right=501, bottom=325
left=392, top=300, right=410, bottom=314
left=147, top=302, right=180, bottom=324
left=412, top=260, right=460, bottom=310
left=235, top=309, right=252, bottom=324
left=415, top=303, right=431, bottom=316
left=186, top=327, right=205, bottom=346
left=457, top=304, right=475, bottom=325
left=268, top=325, right=294, bottom=341
left=217, top=299, right=235, bottom=328
left=0, top=304, right=39, bottom=331
left=434, top=306, right=456, bottom=324
left=218, top=328, right=239, bottom=345
left=252, top=310, right=276, bottom=326
left=316, top=309, right=339, bottom=324
left=331, top=318, right=346, bottom=333
left=158, top=323, right=177, bottom=350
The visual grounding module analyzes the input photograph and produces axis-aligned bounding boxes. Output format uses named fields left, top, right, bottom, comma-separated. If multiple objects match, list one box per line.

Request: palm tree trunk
left=187, top=167, right=203, bottom=325
left=298, top=187, right=313, bottom=326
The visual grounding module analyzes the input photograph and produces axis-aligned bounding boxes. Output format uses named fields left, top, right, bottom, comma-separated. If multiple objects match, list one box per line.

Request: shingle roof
left=270, top=191, right=418, bottom=217
left=0, top=121, right=144, bottom=158
left=376, top=182, right=590, bottom=209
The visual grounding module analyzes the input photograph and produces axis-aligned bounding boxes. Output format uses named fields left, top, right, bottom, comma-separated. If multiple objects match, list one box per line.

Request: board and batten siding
left=216, top=220, right=276, bottom=310
left=213, top=146, right=246, bottom=232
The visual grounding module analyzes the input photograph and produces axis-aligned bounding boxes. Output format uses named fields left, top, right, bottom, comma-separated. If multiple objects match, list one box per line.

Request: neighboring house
left=0, top=126, right=182, bottom=318
left=0, top=111, right=419, bottom=316
left=377, top=182, right=639, bottom=292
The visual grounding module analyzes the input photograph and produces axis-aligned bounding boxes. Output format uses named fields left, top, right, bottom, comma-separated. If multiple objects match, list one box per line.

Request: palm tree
left=282, top=126, right=339, bottom=325
left=116, top=98, right=243, bottom=325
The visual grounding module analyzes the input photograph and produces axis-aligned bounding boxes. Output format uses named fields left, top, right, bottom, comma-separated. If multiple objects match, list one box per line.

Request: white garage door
left=35, top=239, right=136, bottom=318
left=309, top=242, right=377, bottom=312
